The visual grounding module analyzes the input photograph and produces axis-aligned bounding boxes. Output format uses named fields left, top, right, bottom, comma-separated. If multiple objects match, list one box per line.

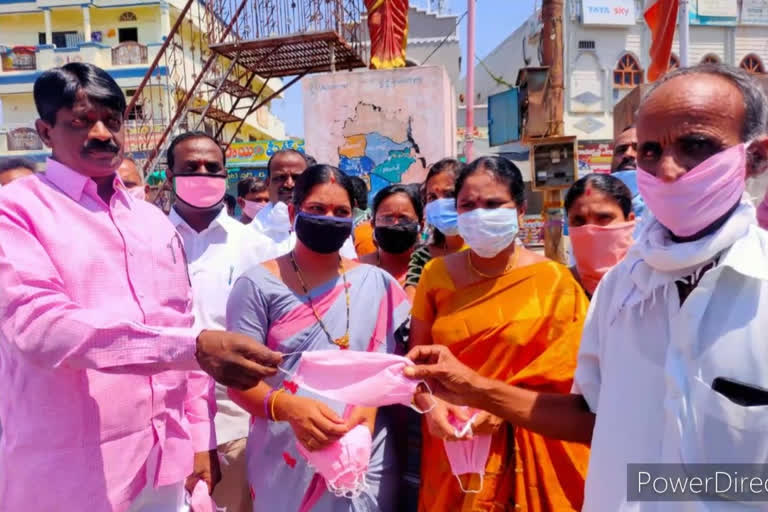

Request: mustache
left=83, top=140, right=120, bottom=154
left=617, top=157, right=636, bottom=170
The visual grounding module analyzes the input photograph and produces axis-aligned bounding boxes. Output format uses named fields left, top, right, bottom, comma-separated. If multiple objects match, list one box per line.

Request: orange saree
left=411, top=258, right=591, bottom=512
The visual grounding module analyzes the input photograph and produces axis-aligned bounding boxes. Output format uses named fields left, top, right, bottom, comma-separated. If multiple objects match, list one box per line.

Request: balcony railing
left=1, top=46, right=36, bottom=71
left=112, top=42, right=148, bottom=66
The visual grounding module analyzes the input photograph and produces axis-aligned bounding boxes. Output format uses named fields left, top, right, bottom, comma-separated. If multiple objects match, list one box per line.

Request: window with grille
left=701, top=54, right=720, bottom=64
left=613, top=54, right=643, bottom=88
left=578, top=40, right=596, bottom=50
left=740, top=54, right=765, bottom=74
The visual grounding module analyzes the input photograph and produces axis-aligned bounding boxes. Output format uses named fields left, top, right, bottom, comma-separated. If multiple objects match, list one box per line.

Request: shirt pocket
left=151, top=231, right=193, bottom=313
left=680, top=377, right=768, bottom=465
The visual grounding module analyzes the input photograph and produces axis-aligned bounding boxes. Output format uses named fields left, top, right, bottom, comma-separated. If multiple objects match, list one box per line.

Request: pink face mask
left=757, top=190, right=768, bottom=230
left=174, top=175, right=227, bottom=209
left=126, top=186, right=146, bottom=202
left=637, top=143, right=746, bottom=237
left=284, top=350, right=436, bottom=413
left=296, top=424, right=372, bottom=498
left=185, top=479, right=223, bottom=512
left=569, top=221, right=635, bottom=294
left=443, top=408, right=492, bottom=494
left=242, top=199, right=267, bottom=219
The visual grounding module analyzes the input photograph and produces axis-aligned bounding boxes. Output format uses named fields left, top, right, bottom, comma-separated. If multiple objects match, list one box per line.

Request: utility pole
left=540, top=0, right=567, bottom=263
left=464, top=0, right=476, bottom=161
left=679, top=0, right=690, bottom=66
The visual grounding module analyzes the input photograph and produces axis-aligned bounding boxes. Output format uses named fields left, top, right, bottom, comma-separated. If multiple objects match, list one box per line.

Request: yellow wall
left=0, top=5, right=162, bottom=47
left=1, top=94, right=36, bottom=126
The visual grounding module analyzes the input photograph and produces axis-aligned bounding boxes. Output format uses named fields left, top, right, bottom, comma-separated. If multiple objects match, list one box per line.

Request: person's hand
left=422, top=396, right=472, bottom=441
left=276, top=394, right=349, bottom=452
left=195, top=330, right=282, bottom=389
left=404, top=345, right=484, bottom=407
left=185, top=449, right=221, bottom=496
left=471, top=411, right=504, bottom=435
left=345, top=406, right=376, bottom=435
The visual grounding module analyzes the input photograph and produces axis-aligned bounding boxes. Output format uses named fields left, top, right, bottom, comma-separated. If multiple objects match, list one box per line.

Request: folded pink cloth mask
left=443, top=407, right=493, bottom=494
left=278, top=350, right=438, bottom=497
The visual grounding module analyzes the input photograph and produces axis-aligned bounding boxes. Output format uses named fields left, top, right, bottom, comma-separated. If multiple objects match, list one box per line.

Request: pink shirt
left=0, top=159, right=216, bottom=511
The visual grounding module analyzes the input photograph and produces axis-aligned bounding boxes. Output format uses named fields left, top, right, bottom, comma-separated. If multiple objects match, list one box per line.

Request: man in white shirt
left=252, top=149, right=357, bottom=258
left=404, top=64, right=768, bottom=511
left=167, top=131, right=277, bottom=512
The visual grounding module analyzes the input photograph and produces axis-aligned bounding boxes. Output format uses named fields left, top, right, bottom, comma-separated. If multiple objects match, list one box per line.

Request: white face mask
left=266, top=201, right=291, bottom=232
left=458, top=208, right=519, bottom=258
left=127, top=186, right=146, bottom=201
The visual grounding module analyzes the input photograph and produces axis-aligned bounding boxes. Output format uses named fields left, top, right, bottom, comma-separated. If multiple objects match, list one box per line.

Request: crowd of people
left=2, top=59, right=768, bottom=512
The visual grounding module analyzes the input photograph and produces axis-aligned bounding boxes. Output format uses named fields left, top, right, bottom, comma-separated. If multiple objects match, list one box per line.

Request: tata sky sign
left=582, top=0, right=636, bottom=26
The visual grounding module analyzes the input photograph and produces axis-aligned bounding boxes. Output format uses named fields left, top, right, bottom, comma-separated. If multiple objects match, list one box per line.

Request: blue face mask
left=611, top=169, right=646, bottom=222
left=612, top=170, right=638, bottom=198
left=425, top=198, right=459, bottom=236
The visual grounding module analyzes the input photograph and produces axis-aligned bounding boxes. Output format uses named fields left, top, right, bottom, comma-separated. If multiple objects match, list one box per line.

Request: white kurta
left=573, top=199, right=768, bottom=511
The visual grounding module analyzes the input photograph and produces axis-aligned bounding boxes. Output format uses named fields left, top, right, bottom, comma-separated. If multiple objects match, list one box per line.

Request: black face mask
left=294, top=212, right=353, bottom=254
left=374, top=223, right=420, bottom=254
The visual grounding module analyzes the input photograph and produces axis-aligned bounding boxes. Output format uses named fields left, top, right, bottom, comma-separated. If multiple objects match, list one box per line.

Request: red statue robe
left=365, top=0, right=409, bottom=69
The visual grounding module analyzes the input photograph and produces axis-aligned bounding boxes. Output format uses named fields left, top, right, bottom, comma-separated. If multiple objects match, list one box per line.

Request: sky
left=269, top=0, right=536, bottom=138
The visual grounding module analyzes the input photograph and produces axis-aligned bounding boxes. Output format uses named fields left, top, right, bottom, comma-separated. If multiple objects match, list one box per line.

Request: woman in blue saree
left=226, top=165, right=410, bottom=512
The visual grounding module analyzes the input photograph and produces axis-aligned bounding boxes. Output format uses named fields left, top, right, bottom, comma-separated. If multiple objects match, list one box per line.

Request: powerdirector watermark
left=628, top=464, right=768, bottom=502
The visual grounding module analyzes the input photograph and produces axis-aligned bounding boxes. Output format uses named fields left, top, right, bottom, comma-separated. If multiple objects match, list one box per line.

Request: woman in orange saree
left=410, top=156, right=590, bottom=512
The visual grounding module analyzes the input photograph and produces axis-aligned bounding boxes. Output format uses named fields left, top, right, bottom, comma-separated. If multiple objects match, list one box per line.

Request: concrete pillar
left=160, top=1, right=171, bottom=40
left=82, top=5, right=91, bottom=43
left=43, top=8, right=53, bottom=46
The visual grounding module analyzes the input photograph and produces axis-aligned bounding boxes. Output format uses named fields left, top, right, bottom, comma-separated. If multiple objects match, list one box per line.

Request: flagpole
left=679, top=0, right=690, bottom=66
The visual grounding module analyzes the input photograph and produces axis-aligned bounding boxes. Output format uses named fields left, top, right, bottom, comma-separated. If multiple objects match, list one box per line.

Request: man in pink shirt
left=0, top=63, right=281, bottom=511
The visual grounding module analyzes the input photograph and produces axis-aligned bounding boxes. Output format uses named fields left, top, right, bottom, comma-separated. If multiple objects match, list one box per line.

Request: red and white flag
left=644, top=0, right=679, bottom=81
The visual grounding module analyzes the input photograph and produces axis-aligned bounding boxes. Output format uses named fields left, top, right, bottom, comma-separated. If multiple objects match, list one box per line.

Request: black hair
left=425, top=158, right=465, bottom=189
left=564, top=173, right=633, bottom=218
left=456, top=156, right=526, bottom=207
left=237, top=176, right=268, bottom=198
left=224, top=194, right=237, bottom=210
left=305, top=154, right=318, bottom=167
left=349, top=176, right=369, bottom=210
left=292, top=164, right=355, bottom=209
left=33, top=62, right=126, bottom=126
left=166, top=131, right=226, bottom=171
left=0, top=157, right=37, bottom=174
left=267, top=149, right=308, bottom=176
left=372, top=184, right=424, bottom=225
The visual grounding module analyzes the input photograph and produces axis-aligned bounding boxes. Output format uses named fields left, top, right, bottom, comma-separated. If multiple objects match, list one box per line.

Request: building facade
left=0, top=0, right=286, bottom=166
left=461, top=0, right=767, bottom=244
left=466, top=0, right=767, bottom=169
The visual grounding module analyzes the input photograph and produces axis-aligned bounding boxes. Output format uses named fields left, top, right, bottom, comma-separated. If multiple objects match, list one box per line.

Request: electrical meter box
left=529, top=136, right=578, bottom=191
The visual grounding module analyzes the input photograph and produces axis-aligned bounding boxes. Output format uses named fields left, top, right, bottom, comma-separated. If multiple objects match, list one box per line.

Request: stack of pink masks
left=282, top=350, right=436, bottom=497
left=443, top=408, right=493, bottom=494
left=296, top=424, right=373, bottom=498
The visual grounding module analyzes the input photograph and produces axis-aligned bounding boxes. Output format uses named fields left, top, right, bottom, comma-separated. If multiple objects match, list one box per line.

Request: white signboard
left=742, top=0, right=768, bottom=24
left=581, top=0, right=636, bottom=26
left=696, top=0, right=738, bottom=16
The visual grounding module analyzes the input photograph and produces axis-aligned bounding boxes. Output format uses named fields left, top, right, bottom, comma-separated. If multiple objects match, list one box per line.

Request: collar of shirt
left=45, top=157, right=132, bottom=208
left=169, top=205, right=235, bottom=238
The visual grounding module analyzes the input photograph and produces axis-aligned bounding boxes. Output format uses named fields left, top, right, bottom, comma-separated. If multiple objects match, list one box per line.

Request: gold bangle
left=270, top=388, right=286, bottom=422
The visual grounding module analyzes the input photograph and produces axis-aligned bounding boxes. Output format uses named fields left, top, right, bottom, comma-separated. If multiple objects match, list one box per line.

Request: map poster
left=303, top=66, right=456, bottom=200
